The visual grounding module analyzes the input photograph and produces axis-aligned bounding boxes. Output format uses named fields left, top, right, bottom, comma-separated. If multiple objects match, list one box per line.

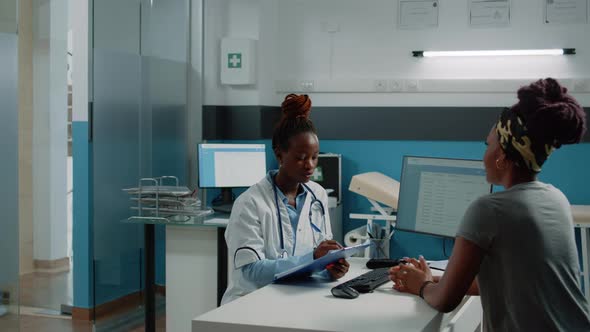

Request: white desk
left=572, top=205, right=590, bottom=302
left=165, top=214, right=230, bottom=332
left=192, top=258, right=481, bottom=332
left=167, top=206, right=343, bottom=332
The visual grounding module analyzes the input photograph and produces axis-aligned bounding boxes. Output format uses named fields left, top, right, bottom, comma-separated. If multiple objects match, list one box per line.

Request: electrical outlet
left=573, top=79, right=590, bottom=93
left=300, top=80, right=315, bottom=92
left=374, top=79, right=388, bottom=92
left=405, top=79, right=419, bottom=92
left=389, top=80, right=403, bottom=92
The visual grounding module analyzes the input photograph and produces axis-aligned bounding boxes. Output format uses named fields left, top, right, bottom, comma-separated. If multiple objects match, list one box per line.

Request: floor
left=0, top=263, right=167, bottom=331
left=0, top=307, right=166, bottom=331
left=19, top=269, right=73, bottom=311
left=21, top=316, right=93, bottom=332
left=0, top=156, right=168, bottom=331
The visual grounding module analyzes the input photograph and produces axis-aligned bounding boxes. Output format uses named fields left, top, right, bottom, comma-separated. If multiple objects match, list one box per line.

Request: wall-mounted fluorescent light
left=412, top=48, right=575, bottom=57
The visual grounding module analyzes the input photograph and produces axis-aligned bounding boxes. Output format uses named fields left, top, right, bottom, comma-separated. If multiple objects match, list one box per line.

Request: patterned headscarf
left=496, top=107, right=555, bottom=173
left=496, top=78, right=587, bottom=173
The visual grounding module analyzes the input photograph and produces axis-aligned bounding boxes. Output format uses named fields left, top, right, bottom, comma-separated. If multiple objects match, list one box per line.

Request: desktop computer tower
left=314, top=153, right=341, bottom=205
left=313, top=153, right=342, bottom=243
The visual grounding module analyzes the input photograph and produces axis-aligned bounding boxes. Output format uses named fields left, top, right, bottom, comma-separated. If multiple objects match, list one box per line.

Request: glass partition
left=140, top=0, right=189, bottom=297
left=92, top=0, right=143, bottom=329
left=0, top=0, right=20, bottom=329
left=92, top=0, right=188, bottom=330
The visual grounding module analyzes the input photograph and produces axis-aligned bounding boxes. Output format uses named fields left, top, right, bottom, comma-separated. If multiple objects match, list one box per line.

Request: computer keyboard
left=366, top=258, right=406, bottom=269
left=332, top=268, right=391, bottom=294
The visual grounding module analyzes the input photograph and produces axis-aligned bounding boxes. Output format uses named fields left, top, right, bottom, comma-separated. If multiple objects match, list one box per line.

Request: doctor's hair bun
left=272, top=94, right=317, bottom=153
left=512, top=78, right=586, bottom=148
left=281, top=94, right=312, bottom=119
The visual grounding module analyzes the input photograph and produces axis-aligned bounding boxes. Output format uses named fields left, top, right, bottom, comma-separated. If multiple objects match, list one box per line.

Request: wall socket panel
left=404, top=80, right=419, bottom=92
left=275, top=78, right=590, bottom=93
left=573, top=79, right=590, bottom=93
left=300, top=80, right=315, bottom=92
left=389, top=80, right=403, bottom=91
left=374, top=79, right=388, bottom=92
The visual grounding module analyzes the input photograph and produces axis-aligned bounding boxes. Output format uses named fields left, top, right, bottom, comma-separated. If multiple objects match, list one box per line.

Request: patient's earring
left=495, top=158, right=505, bottom=170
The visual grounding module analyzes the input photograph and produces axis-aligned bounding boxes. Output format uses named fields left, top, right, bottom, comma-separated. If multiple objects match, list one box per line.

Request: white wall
left=204, top=0, right=262, bottom=105
left=72, top=0, right=88, bottom=122
left=202, top=0, right=590, bottom=107
left=32, top=0, right=68, bottom=261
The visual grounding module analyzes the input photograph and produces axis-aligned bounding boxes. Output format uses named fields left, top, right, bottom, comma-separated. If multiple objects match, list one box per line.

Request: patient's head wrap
left=496, top=108, right=552, bottom=173
left=496, top=78, right=586, bottom=173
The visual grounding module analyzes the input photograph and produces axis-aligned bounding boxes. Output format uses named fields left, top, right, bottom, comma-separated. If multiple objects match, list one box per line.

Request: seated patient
left=390, top=78, right=590, bottom=331
left=222, top=94, right=349, bottom=305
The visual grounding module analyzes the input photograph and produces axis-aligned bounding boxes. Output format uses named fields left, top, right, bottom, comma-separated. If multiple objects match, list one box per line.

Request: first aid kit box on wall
left=220, top=38, right=256, bottom=85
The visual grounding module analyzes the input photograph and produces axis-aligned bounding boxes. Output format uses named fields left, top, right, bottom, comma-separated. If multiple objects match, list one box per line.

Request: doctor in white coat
left=222, top=94, right=349, bottom=305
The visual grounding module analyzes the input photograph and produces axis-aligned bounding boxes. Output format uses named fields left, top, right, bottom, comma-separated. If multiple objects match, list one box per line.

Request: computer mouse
left=331, top=286, right=360, bottom=299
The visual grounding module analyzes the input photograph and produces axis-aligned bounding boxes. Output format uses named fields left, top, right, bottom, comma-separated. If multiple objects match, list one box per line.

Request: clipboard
left=273, top=242, right=370, bottom=282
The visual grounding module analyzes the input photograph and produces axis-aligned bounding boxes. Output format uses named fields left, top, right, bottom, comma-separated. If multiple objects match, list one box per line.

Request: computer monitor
left=395, top=156, right=492, bottom=238
left=198, top=143, right=267, bottom=212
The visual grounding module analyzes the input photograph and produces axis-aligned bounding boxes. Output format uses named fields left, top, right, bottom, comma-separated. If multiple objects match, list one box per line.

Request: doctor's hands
left=326, top=259, right=349, bottom=280
left=389, top=256, right=433, bottom=295
left=313, top=240, right=342, bottom=259
left=314, top=240, right=349, bottom=280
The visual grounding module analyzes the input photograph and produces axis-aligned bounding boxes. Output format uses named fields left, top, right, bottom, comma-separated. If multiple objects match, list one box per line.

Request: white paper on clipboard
left=273, top=242, right=370, bottom=282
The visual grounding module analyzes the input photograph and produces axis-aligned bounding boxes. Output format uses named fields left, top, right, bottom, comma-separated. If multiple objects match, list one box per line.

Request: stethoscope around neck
left=272, top=180, right=326, bottom=257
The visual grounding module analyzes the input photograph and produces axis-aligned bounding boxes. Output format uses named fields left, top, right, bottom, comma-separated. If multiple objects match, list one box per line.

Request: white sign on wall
left=470, top=0, right=511, bottom=28
left=220, top=38, right=257, bottom=85
left=544, top=0, right=588, bottom=24
left=398, top=0, right=439, bottom=29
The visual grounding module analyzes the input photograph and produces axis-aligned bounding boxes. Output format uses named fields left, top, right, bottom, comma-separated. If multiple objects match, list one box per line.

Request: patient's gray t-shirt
left=457, top=181, right=590, bottom=332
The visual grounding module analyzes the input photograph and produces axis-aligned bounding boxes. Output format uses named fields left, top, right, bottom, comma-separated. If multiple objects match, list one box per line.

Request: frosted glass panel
left=142, top=0, right=188, bottom=182
left=92, top=0, right=142, bottom=316
left=0, top=31, right=19, bottom=331
left=92, top=49, right=143, bottom=308
left=93, top=0, right=140, bottom=54
left=141, top=0, right=188, bottom=288
left=92, top=0, right=189, bottom=329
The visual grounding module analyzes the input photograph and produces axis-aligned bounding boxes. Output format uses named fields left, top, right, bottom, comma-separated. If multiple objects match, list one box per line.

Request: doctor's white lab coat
left=221, top=176, right=332, bottom=305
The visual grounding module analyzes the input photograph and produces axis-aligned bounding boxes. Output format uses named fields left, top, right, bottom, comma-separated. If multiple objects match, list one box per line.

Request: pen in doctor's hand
left=313, top=240, right=343, bottom=259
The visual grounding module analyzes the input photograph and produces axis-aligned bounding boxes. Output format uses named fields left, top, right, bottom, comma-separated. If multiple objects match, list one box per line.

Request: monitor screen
left=198, top=143, right=267, bottom=188
left=395, top=156, right=492, bottom=238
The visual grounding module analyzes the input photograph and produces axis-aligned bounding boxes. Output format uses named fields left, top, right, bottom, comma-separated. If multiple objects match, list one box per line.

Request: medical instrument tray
left=123, top=176, right=213, bottom=222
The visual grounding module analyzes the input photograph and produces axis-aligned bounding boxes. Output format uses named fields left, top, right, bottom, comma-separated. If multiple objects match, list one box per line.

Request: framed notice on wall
left=469, top=0, right=511, bottom=28
left=398, top=0, right=439, bottom=29
left=544, top=0, right=588, bottom=24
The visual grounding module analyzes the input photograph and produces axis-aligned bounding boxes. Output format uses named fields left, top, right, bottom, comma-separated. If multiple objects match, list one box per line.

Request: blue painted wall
left=74, top=133, right=590, bottom=309
left=73, top=123, right=180, bottom=309
left=221, top=139, right=590, bottom=260
left=322, top=140, right=590, bottom=259
left=73, top=121, right=93, bottom=309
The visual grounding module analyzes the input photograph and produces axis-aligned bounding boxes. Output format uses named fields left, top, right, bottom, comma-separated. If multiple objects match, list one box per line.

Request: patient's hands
left=389, top=256, right=433, bottom=295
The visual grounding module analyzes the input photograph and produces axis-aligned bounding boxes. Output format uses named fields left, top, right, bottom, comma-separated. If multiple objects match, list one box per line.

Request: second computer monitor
left=396, top=156, right=492, bottom=238
left=198, top=143, right=266, bottom=188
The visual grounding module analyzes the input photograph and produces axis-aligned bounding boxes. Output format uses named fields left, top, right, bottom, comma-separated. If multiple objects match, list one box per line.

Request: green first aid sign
left=311, top=166, right=324, bottom=182
left=228, top=53, right=242, bottom=68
